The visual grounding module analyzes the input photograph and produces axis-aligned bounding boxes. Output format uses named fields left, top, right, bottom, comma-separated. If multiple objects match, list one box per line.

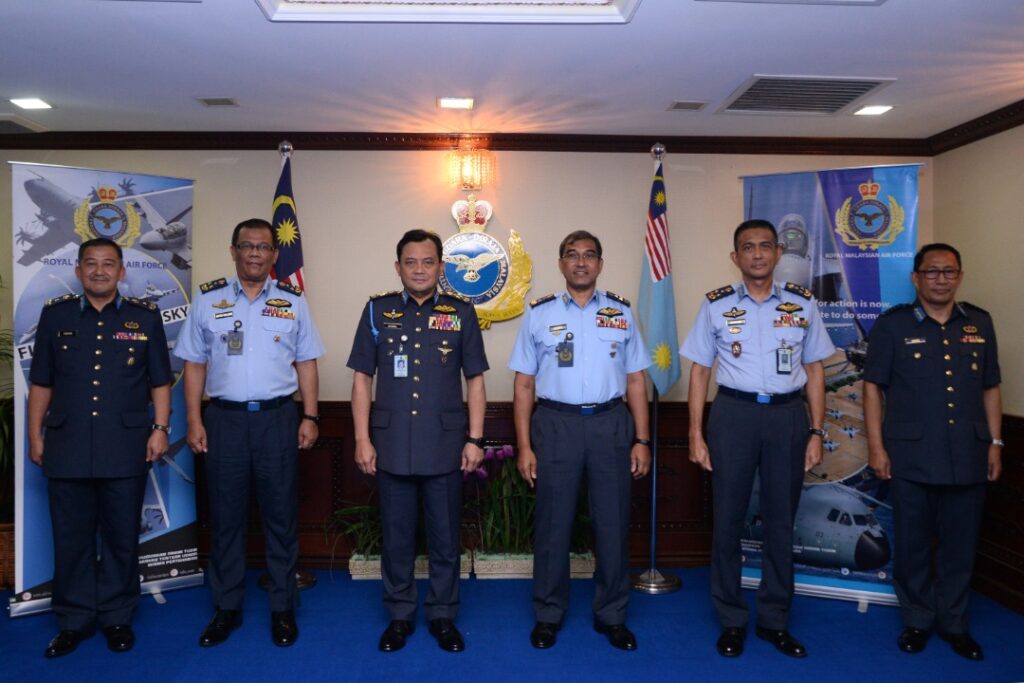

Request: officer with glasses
left=864, top=243, right=1003, bottom=661
left=176, top=218, right=324, bottom=649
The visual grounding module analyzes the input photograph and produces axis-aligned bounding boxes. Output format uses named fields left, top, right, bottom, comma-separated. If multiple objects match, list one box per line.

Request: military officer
left=348, top=229, right=488, bottom=653
left=175, top=218, right=324, bottom=648
left=28, top=237, right=172, bottom=658
left=681, top=219, right=834, bottom=659
left=509, top=230, right=651, bottom=652
left=863, top=243, right=1002, bottom=661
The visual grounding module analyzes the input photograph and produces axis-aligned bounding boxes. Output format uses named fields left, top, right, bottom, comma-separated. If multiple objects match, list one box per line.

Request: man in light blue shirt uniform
left=510, top=230, right=651, bottom=652
left=681, top=219, right=833, bottom=660
left=175, top=218, right=324, bottom=649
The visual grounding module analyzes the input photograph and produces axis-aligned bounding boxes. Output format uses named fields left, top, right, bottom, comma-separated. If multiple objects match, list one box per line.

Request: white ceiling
left=2, top=0, right=1023, bottom=138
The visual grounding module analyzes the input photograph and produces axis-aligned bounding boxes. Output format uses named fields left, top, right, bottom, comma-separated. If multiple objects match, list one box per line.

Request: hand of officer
left=988, top=445, right=1003, bottom=482
left=868, top=445, right=891, bottom=480
left=187, top=421, right=208, bottom=454
left=631, top=443, right=651, bottom=478
left=146, top=429, right=169, bottom=463
left=29, top=435, right=44, bottom=466
left=298, top=420, right=318, bottom=450
left=688, top=434, right=713, bottom=472
left=461, top=443, right=484, bottom=473
left=804, top=435, right=823, bottom=472
left=354, top=438, right=377, bottom=475
left=517, top=447, right=538, bottom=488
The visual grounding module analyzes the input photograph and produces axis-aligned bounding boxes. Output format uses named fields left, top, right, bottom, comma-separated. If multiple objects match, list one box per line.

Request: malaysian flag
left=637, top=161, right=681, bottom=395
left=271, top=156, right=305, bottom=290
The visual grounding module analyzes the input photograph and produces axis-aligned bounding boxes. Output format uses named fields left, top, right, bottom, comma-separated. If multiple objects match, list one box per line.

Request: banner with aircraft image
left=740, top=164, right=919, bottom=606
left=8, top=162, right=202, bottom=617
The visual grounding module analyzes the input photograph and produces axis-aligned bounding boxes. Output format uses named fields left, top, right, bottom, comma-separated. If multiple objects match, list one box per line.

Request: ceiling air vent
left=196, top=97, right=239, bottom=107
left=0, top=114, right=46, bottom=134
left=668, top=101, right=706, bottom=112
left=721, top=75, right=893, bottom=115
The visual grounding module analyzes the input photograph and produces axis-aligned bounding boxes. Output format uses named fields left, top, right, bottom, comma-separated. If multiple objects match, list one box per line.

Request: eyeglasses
left=561, top=251, right=600, bottom=263
left=916, top=268, right=961, bottom=280
left=235, top=242, right=275, bottom=254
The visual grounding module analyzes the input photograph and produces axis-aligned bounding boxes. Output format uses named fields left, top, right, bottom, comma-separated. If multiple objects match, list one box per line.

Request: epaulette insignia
left=880, top=303, right=911, bottom=316
left=45, top=293, right=80, bottom=307
left=530, top=294, right=556, bottom=308
left=276, top=280, right=302, bottom=296
left=705, top=285, right=734, bottom=302
left=124, top=296, right=157, bottom=312
left=605, top=291, right=631, bottom=307
left=199, top=278, right=228, bottom=294
left=441, top=290, right=470, bottom=304
left=960, top=301, right=989, bottom=315
left=784, top=282, right=812, bottom=300
left=371, top=290, right=401, bottom=300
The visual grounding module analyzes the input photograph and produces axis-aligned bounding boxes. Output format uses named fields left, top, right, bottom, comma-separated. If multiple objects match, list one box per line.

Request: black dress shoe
left=716, top=627, right=746, bottom=657
left=103, top=625, right=135, bottom=652
left=271, top=610, right=298, bottom=647
left=44, top=630, right=88, bottom=659
left=199, top=609, right=242, bottom=647
left=378, top=620, right=414, bottom=653
left=940, top=632, right=983, bottom=661
left=530, top=622, right=560, bottom=649
left=755, top=626, right=808, bottom=658
left=428, top=618, right=465, bottom=653
left=897, top=627, right=930, bottom=653
left=593, top=621, right=637, bottom=651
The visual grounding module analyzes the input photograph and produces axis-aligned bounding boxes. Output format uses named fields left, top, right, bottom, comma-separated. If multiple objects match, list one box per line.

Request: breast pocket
left=960, top=343, right=985, bottom=380
left=114, top=339, right=148, bottom=375
left=597, top=327, right=628, bottom=365
left=899, top=345, right=933, bottom=377
left=262, top=316, right=296, bottom=358
left=55, top=338, right=81, bottom=376
left=427, top=329, right=461, bottom=367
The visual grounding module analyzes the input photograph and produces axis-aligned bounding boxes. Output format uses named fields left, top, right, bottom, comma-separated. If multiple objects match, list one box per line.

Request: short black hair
left=78, top=237, right=122, bottom=263
left=733, top=219, right=778, bottom=251
left=559, top=230, right=603, bottom=259
left=396, top=229, right=443, bottom=261
left=914, top=243, right=961, bottom=271
left=231, top=218, right=277, bottom=248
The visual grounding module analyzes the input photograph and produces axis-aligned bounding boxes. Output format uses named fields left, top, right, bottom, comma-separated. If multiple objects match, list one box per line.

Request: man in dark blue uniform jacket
left=348, top=229, right=488, bottom=653
left=28, top=238, right=172, bottom=658
left=864, top=243, right=1003, bottom=662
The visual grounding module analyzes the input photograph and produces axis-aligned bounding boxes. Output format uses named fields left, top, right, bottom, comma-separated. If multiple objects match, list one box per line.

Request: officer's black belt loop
left=210, top=396, right=294, bottom=412
left=537, top=397, right=622, bottom=416
left=716, top=386, right=802, bottom=405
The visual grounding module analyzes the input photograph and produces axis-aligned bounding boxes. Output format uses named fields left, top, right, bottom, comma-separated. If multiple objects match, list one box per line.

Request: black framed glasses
left=916, top=268, right=961, bottom=280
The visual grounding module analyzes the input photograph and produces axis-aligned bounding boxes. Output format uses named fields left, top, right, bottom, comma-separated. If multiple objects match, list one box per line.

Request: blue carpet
left=4, top=568, right=1023, bottom=682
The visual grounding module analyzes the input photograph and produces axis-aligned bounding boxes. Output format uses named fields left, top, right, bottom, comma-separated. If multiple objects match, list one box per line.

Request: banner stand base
left=631, top=568, right=682, bottom=594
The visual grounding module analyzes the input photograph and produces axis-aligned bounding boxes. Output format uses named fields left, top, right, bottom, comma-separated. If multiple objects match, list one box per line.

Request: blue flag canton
left=649, top=166, right=667, bottom=220
left=272, top=158, right=304, bottom=285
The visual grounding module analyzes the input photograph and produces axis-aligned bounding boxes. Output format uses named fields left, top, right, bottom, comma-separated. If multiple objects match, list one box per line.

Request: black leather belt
left=210, top=396, right=294, bottom=412
left=716, top=386, right=802, bottom=405
left=538, top=397, right=622, bottom=416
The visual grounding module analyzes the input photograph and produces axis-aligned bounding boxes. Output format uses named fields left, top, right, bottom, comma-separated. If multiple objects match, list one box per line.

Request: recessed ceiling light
left=196, top=97, right=239, bottom=107
left=10, top=98, right=52, bottom=110
left=438, top=97, right=474, bottom=110
left=854, top=105, right=893, bottom=116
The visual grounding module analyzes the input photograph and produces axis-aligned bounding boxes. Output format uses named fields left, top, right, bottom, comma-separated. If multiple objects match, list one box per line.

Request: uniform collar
left=230, top=276, right=273, bottom=300
left=911, top=299, right=968, bottom=325
left=559, top=288, right=600, bottom=310
left=401, top=289, right=440, bottom=306
left=735, top=280, right=782, bottom=303
left=79, top=292, right=123, bottom=313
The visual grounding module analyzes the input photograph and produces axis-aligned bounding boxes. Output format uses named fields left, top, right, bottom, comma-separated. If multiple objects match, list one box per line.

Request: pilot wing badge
left=438, top=194, right=532, bottom=330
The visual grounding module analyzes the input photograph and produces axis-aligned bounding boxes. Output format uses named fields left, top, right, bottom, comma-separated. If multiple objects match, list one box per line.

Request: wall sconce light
left=447, top=138, right=495, bottom=191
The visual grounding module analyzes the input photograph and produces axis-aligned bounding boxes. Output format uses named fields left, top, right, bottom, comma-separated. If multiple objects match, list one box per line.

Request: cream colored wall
left=0, top=149, right=933, bottom=400
left=934, top=127, right=1024, bottom=416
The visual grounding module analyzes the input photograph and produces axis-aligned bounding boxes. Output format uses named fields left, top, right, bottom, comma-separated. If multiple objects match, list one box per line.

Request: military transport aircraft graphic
left=138, top=281, right=179, bottom=303
left=127, top=180, right=192, bottom=271
left=746, top=482, right=892, bottom=572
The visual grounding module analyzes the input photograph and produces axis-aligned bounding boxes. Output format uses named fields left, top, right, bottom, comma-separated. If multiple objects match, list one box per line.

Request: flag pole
left=632, top=142, right=681, bottom=595
left=258, top=139, right=317, bottom=592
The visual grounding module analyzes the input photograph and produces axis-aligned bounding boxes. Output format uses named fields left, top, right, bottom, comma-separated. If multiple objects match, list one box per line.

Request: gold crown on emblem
left=97, top=186, right=118, bottom=202
left=451, top=194, right=493, bottom=233
left=858, top=181, right=881, bottom=200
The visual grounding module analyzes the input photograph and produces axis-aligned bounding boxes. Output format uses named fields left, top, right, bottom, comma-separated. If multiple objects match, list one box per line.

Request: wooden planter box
left=348, top=553, right=472, bottom=580
left=473, top=552, right=595, bottom=579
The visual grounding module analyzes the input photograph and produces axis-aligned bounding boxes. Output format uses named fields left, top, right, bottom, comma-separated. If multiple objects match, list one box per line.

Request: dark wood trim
left=928, top=96, right=1024, bottom=155
left=1, top=130, right=931, bottom=156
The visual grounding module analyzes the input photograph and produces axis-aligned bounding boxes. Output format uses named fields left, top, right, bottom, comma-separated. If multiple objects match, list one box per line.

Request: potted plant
left=0, top=318, right=16, bottom=589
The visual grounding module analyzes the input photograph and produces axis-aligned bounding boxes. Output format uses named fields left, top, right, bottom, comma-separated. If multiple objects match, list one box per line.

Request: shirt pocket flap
left=262, top=316, right=294, bottom=332
left=371, top=409, right=391, bottom=429
left=883, top=421, right=923, bottom=440
left=43, top=412, right=67, bottom=428
left=973, top=421, right=992, bottom=442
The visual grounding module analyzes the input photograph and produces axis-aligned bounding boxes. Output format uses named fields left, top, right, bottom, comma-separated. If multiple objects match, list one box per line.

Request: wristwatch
left=633, top=437, right=652, bottom=447
left=302, top=414, right=321, bottom=425
left=992, top=438, right=1005, bottom=447
left=466, top=435, right=486, bottom=448
left=808, top=427, right=827, bottom=438
left=151, top=423, right=171, bottom=435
